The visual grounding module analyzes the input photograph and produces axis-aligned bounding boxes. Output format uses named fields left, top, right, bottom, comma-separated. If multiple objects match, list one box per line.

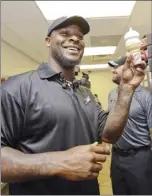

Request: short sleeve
left=107, top=91, right=113, bottom=112
left=1, top=88, right=24, bottom=148
left=96, top=104, right=108, bottom=142
left=107, top=89, right=117, bottom=112
left=145, top=91, right=152, bottom=129
left=84, top=88, right=108, bottom=142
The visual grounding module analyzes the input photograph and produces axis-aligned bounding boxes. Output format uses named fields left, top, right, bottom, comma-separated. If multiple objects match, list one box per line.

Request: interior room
left=1, top=1, right=152, bottom=195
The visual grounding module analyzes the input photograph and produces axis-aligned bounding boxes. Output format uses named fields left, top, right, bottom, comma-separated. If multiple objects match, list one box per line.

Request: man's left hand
left=120, top=53, right=146, bottom=89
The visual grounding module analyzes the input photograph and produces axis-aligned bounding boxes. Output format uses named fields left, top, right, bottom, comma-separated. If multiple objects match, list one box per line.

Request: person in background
left=140, top=35, right=152, bottom=88
left=1, top=15, right=146, bottom=195
left=108, top=56, right=152, bottom=195
left=80, top=72, right=91, bottom=89
left=141, top=35, right=147, bottom=53
left=140, top=35, right=152, bottom=144
left=140, top=35, right=149, bottom=66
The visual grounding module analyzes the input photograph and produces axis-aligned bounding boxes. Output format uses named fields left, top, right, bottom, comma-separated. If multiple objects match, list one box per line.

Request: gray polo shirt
left=108, top=86, right=152, bottom=149
left=1, top=62, right=108, bottom=195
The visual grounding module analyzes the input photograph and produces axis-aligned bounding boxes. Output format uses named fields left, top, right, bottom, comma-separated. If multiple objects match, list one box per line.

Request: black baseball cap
left=108, top=56, right=127, bottom=67
left=47, top=16, right=90, bottom=37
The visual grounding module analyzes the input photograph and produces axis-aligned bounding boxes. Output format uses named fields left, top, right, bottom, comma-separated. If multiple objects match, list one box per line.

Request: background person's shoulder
left=108, top=87, right=118, bottom=99
left=140, top=85, right=152, bottom=95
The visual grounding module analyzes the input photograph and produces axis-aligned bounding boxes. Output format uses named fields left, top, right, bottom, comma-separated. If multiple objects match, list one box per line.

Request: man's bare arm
left=1, top=147, right=62, bottom=183
left=102, top=84, right=134, bottom=143
left=1, top=143, right=110, bottom=183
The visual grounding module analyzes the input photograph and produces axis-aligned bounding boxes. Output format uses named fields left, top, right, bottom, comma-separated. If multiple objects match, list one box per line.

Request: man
left=76, top=72, right=91, bottom=89
left=80, top=72, right=91, bottom=89
left=108, top=56, right=152, bottom=195
left=140, top=35, right=152, bottom=143
left=1, top=16, right=146, bottom=195
left=141, top=35, right=147, bottom=53
left=141, top=34, right=152, bottom=88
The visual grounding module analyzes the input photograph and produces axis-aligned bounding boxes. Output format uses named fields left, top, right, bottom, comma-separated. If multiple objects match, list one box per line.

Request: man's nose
left=69, top=35, right=79, bottom=42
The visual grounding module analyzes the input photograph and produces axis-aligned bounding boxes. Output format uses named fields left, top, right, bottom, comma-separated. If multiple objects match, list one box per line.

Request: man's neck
left=49, top=57, right=75, bottom=82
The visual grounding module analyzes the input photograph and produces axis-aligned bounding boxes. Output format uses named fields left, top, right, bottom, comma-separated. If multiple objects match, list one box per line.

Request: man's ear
left=45, top=37, right=51, bottom=47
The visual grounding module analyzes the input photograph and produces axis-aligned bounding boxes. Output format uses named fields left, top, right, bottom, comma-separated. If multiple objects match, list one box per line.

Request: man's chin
left=55, top=52, right=82, bottom=69
left=112, top=78, right=119, bottom=85
left=61, top=58, right=81, bottom=69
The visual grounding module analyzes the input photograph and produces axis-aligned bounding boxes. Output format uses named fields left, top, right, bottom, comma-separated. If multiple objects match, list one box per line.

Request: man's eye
left=60, top=32, right=68, bottom=36
left=78, top=35, right=84, bottom=40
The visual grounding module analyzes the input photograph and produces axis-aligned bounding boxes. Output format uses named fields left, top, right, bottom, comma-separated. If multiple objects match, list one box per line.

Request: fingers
left=91, top=142, right=98, bottom=147
left=87, top=164, right=103, bottom=180
left=124, top=53, right=146, bottom=71
left=136, top=65, right=146, bottom=72
left=87, top=172, right=99, bottom=180
left=91, top=172, right=99, bottom=178
left=134, top=60, right=146, bottom=69
left=105, top=143, right=111, bottom=152
left=134, top=59, right=146, bottom=73
left=123, top=55, right=132, bottom=70
left=92, top=153, right=107, bottom=162
left=90, top=163, right=103, bottom=172
left=134, top=67, right=146, bottom=77
left=92, top=145, right=110, bottom=155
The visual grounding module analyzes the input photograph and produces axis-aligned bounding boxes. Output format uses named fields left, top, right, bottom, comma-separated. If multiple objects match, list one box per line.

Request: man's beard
left=53, top=50, right=81, bottom=69
left=112, top=76, right=120, bottom=85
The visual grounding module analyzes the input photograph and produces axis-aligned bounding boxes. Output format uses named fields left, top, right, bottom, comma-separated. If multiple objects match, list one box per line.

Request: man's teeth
left=67, top=47, right=78, bottom=51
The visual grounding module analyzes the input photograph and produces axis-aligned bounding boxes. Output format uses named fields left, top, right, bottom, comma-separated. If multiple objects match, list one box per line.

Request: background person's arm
left=1, top=146, right=60, bottom=182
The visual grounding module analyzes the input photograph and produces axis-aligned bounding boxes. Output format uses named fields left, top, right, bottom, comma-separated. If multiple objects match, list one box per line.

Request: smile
left=66, top=47, right=79, bottom=51
left=63, top=46, right=80, bottom=53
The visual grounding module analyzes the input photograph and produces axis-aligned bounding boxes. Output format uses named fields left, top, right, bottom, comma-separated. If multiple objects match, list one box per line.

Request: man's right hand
left=54, top=143, right=110, bottom=181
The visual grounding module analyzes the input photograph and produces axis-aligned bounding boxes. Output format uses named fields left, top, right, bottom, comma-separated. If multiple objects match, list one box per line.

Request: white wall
left=1, top=41, right=40, bottom=76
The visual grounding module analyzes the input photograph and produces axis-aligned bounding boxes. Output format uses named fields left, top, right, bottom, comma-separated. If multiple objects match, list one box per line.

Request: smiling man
left=1, top=16, right=146, bottom=195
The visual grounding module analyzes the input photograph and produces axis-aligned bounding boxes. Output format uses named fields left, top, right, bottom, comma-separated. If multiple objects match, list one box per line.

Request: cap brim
left=108, top=61, right=119, bottom=67
left=54, top=16, right=90, bottom=35
left=108, top=56, right=127, bottom=67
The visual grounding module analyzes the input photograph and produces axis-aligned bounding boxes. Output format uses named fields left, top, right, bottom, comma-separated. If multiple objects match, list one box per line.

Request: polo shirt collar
left=37, top=62, right=61, bottom=79
left=135, top=85, right=142, bottom=92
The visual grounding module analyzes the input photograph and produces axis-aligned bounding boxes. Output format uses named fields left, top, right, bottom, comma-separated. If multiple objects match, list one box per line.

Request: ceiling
left=1, top=1, right=152, bottom=70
